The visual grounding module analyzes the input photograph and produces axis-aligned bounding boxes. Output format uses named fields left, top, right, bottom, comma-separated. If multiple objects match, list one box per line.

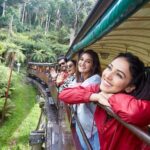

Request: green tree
left=4, top=42, right=26, bottom=64
left=31, top=49, right=47, bottom=62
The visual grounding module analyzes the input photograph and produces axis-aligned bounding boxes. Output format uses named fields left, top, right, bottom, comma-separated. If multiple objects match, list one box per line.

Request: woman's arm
left=90, top=92, right=112, bottom=106
left=59, top=84, right=100, bottom=104
left=109, top=94, right=150, bottom=126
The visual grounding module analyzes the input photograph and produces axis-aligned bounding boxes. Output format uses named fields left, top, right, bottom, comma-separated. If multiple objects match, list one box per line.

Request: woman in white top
left=73, top=50, right=101, bottom=150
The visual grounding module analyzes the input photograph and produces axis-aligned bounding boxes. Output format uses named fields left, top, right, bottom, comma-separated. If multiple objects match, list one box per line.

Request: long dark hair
left=115, top=52, right=150, bottom=100
left=67, top=59, right=76, bottom=67
left=76, top=49, right=101, bottom=82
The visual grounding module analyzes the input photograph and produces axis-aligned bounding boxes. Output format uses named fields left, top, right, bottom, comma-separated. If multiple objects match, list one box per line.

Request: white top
left=76, top=74, right=101, bottom=138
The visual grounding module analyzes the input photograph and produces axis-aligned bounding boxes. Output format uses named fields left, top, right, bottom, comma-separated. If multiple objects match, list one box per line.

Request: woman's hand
left=50, top=68, right=57, bottom=78
left=99, top=92, right=113, bottom=99
left=90, top=92, right=113, bottom=107
left=56, top=73, right=65, bottom=84
left=97, top=92, right=112, bottom=107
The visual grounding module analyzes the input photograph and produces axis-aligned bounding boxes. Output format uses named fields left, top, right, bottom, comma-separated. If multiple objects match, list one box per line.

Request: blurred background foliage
left=0, top=0, right=96, bottom=148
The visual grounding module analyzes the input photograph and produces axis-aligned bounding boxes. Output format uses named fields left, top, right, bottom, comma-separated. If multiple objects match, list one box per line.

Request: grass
left=0, top=74, right=41, bottom=150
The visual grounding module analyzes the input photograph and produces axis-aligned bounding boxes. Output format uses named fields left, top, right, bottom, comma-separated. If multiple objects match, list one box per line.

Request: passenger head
left=66, top=60, right=76, bottom=76
left=100, top=52, right=150, bottom=100
left=57, top=55, right=67, bottom=71
left=76, top=49, right=101, bottom=82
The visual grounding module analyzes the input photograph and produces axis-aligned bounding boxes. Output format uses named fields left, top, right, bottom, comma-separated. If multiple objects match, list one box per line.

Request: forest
left=0, top=0, right=95, bottom=149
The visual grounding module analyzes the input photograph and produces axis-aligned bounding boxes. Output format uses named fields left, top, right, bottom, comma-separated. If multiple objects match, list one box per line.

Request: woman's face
left=100, top=57, right=135, bottom=94
left=67, top=61, right=76, bottom=75
left=78, top=53, right=93, bottom=76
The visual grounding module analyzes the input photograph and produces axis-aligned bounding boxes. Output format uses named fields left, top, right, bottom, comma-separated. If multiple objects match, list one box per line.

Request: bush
left=0, top=16, right=9, bottom=28
left=30, top=33, right=44, bottom=41
left=0, top=42, right=5, bottom=55
left=0, top=98, right=15, bottom=119
left=0, top=64, right=16, bottom=97
left=0, top=33, right=7, bottom=41
left=57, top=26, right=70, bottom=44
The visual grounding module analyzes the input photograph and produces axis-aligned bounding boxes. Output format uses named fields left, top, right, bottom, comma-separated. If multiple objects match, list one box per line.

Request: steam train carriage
left=28, top=0, right=150, bottom=149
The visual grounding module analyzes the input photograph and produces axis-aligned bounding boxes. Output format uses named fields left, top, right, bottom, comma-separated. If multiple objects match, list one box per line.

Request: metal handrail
left=71, top=107, right=93, bottom=150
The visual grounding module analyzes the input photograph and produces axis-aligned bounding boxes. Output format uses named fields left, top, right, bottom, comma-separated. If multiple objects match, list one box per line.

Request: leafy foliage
left=0, top=16, right=9, bottom=27
left=0, top=33, right=7, bottom=41
left=0, top=98, right=15, bottom=119
left=0, top=0, right=95, bottom=64
left=0, top=64, right=16, bottom=97
left=0, top=64, right=17, bottom=121
left=0, top=42, right=5, bottom=54
left=3, top=42, right=26, bottom=64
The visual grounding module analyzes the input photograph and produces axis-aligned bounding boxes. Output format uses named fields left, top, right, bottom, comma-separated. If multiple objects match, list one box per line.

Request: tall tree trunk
left=28, top=12, right=32, bottom=29
left=48, top=16, right=51, bottom=30
left=55, top=8, right=61, bottom=30
left=34, top=12, right=38, bottom=26
left=2, top=0, right=6, bottom=17
left=45, top=16, right=49, bottom=35
left=74, top=14, right=78, bottom=34
left=21, top=2, right=26, bottom=25
left=18, top=3, right=22, bottom=21
left=40, top=16, right=44, bottom=27
left=73, top=0, right=85, bottom=34
left=24, top=11, right=27, bottom=24
left=69, top=28, right=75, bottom=46
left=8, top=15, right=14, bottom=36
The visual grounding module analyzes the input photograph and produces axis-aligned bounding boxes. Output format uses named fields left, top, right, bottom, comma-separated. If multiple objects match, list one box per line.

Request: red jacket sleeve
left=59, top=84, right=100, bottom=104
left=109, top=94, right=150, bottom=126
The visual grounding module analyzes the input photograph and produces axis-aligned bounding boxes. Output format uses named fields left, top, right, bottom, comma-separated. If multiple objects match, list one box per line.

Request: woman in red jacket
left=59, top=52, right=150, bottom=150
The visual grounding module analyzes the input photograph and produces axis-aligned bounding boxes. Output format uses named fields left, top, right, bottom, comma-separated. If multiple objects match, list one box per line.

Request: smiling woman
left=66, top=60, right=76, bottom=75
left=58, top=59, right=76, bottom=92
left=76, top=49, right=102, bottom=83
left=99, top=53, right=139, bottom=94
left=60, top=49, right=102, bottom=150
left=59, top=52, right=150, bottom=150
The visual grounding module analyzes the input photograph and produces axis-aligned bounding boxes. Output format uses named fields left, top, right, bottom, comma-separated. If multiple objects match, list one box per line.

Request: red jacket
left=59, top=84, right=150, bottom=150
